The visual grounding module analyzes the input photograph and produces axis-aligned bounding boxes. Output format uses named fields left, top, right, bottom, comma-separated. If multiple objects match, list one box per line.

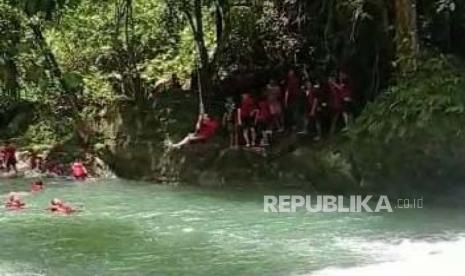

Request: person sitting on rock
left=5, top=193, right=25, bottom=210
left=167, top=113, right=219, bottom=149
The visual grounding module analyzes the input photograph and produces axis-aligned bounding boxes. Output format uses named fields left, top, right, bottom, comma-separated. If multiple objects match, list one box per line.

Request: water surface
left=0, top=179, right=463, bottom=275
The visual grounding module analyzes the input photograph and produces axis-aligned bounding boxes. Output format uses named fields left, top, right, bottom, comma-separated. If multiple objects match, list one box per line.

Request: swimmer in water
left=30, top=180, right=44, bottom=192
left=5, top=193, right=25, bottom=210
left=48, top=198, right=75, bottom=214
left=71, top=158, right=88, bottom=181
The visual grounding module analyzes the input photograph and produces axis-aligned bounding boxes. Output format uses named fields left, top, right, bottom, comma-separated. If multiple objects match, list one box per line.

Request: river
left=0, top=179, right=464, bottom=275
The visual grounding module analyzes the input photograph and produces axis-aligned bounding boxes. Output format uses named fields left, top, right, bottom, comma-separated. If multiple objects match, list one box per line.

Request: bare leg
left=342, top=112, right=351, bottom=131
left=243, top=129, right=250, bottom=147
left=278, top=115, right=284, bottom=132
left=250, top=128, right=257, bottom=146
left=169, top=133, right=200, bottom=149
left=229, top=133, right=234, bottom=148
left=315, top=120, right=322, bottom=141
left=330, top=113, right=340, bottom=135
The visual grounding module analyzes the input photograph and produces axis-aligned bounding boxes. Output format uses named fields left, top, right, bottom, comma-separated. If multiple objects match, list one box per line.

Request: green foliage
left=351, top=56, right=465, bottom=143
left=347, top=56, right=465, bottom=191
left=23, top=119, right=65, bottom=145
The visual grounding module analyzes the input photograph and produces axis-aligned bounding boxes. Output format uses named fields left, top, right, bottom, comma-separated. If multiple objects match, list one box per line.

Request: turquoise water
left=0, top=179, right=464, bottom=275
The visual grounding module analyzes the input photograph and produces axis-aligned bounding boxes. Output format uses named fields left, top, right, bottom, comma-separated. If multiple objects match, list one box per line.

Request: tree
left=394, top=0, right=419, bottom=74
left=6, top=0, right=81, bottom=113
left=0, top=2, right=23, bottom=100
left=164, top=0, right=240, bottom=98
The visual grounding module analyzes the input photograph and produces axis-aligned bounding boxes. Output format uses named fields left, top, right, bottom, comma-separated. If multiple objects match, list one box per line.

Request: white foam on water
left=0, top=262, right=44, bottom=276
left=309, top=236, right=465, bottom=276
left=182, top=227, right=195, bottom=233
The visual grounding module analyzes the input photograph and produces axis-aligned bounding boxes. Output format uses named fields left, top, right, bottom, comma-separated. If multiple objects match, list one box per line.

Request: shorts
left=269, top=102, right=282, bottom=115
left=256, top=120, right=270, bottom=133
left=226, top=120, right=237, bottom=133
left=6, top=157, right=16, bottom=168
left=342, top=100, right=353, bottom=113
left=240, top=116, right=255, bottom=129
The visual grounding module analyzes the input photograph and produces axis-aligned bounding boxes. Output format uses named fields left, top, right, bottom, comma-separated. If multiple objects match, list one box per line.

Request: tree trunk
left=214, top=0, right=225, bottom=49
left=4, top=56, right=19, bottom=100
left=394, top=0, right=419, bottom=74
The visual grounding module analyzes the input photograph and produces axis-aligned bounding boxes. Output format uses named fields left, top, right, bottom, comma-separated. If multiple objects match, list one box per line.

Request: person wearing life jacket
left=71, top=159, right=88, bottom=180
left=30, top=180, right=45, bottom=192
left=48, top=198, right=75, bottom=214
left=168, top=113, right=220, bottom=149
left=5, top=193, right=25, bottom=210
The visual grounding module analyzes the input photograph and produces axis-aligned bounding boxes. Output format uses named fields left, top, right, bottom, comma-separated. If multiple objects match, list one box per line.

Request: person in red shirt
left=48, top=198, right=75, bottom=215
left=237, top=93, right=258, bottom=147
left=3, top=142, right=17, bottom=174
left=328, top=72, right=353, bottom=134
left=256, top=95, right=272, bottom=146
left=168, top=113, right=219, bottom=149
left=283, top=69, right=301, bottom=130
left=5, top=193, right=25, bottom=210
left=71, top=159, right=88, bottom=180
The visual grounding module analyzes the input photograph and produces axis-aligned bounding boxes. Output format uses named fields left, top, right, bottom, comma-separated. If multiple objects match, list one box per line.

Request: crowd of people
left=0, top=141, right=90, bottom=179
left=223, top=69, right=353, bottom=148
left=169, top=68, right=353, bottom=149
left=4, top=181, right=76, bottom=214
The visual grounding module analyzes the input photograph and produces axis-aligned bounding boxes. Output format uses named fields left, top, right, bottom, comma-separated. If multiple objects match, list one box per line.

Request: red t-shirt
left=329, top=82, right=343, bottom=111
left=240, top=95, right=256, bottom=118
left=257, top=100, right=271, bottom=122
left=286, top=75, right=300, bottom=103
left=198, top=118, right=219, bottom=139
left=72, top=163, right=87, bottom=178
left=4, top=146, right=16, bottom=161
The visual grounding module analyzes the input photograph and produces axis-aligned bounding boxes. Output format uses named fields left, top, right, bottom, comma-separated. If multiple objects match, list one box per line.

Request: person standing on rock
left=3, top=141, right=18, bottom=174
left=238, top=93, right=258, bottom=147
left=266, top=79, right=284, bottom=133
left=223, top=97, right=239, bottom=148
